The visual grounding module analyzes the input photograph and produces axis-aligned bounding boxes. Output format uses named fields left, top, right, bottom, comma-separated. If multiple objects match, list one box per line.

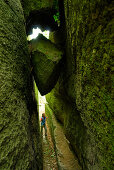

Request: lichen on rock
left=46, top=0, right=114, bottom=169
left=31, top=34, right=63, bottom=95
left=0, top=0, right=42, bottom=169
left=21, top=0, right=54, bottom=18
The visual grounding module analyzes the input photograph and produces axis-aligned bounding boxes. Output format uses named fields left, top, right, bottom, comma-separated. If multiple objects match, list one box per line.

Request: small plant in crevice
left=53, top=12, right=60, bottom=26
left=53, top=0, right=60, bottom=26
left=53, top=12, right=59, bottom=22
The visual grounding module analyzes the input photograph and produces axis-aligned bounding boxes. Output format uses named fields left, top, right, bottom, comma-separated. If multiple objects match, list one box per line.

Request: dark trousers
left=41, top=124, right=47, bottom=135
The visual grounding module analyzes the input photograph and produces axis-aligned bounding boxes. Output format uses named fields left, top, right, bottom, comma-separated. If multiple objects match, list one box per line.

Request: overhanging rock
left=31, top=34, right=63, bottom=95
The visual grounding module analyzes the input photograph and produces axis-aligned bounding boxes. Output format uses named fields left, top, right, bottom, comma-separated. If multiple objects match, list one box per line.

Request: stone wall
left=0, top=0, right=42, bottom=169
left=46, top=0, right=113, bottom=169
left=21, top=0, right=54, bottom=18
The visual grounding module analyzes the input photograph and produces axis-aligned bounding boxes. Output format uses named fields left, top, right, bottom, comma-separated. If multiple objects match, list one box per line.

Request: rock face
left=46, top=0, right=113, bottom=169
left=0, top=0, right=113, bottom=169
left=45, top=104, right=82, bottom=170
left=0, top=0, right=42, bottom=169
left=31, top=34, right=63, bottom=95
left=21, top=0, right=58, bottom=35
left=21, top=0, right=53, bottom=18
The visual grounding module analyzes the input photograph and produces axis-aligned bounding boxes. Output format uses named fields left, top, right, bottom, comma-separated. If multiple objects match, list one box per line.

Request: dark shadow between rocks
left=26, top=8, right=59, bottom=35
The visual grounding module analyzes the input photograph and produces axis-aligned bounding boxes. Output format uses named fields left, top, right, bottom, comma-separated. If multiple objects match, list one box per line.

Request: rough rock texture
left=45, top=104, right=82, bottom=170
left=21, top=0, right=59, bottom=35
left=26, top=8, right=59, bottom=35
left=46, top=0, right=114, bottom=169
left=0, top=0, right=42, bottom=169
left=31, top=34, right=63, bottom=95
left=21, top=0, right=53, bottom=18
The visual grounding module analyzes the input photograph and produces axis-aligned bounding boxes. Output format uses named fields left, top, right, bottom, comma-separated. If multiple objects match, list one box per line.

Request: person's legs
left=41, top=125, right=43, bottom=135
left=44, top=124, right=47, bottom=136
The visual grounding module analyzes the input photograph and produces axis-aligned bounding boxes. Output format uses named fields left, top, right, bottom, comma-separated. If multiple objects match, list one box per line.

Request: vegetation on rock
left=0, top=0, right=113, bottom=169
left=46, top=0, right=114, bottom=169
left=0, top=0, right=42, bottom=169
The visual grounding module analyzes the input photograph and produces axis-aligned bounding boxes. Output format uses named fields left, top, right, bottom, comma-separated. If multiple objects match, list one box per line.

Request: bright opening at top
left=27, top=27, right=50, bottom=41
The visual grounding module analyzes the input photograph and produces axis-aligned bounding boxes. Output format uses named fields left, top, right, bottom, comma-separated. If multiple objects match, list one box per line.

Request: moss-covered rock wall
left=21, top=0, right=57, bottom=18
left=0, top=0, right=42, bottom=169
left=46, top=0, right=113, bottom=169
left=31, top=34, right=63, bottom=95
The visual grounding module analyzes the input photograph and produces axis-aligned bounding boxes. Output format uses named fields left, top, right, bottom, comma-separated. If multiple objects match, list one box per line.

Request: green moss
left=47, top=0, right=114, bottom=169
left=45, top=104, right=56, bottom=143
left=31, top=34, right=63, bottom=61
left=78, top=8, right=114, bottom=168
left=31, top=34, right=63, bottom=95
left=0, top=0, right=42, bottom=169
left=21, top=0, right=57, bottom=18
left=65, top=0, right=113, bottom=169
left=46, top=80, right=65, bottom=124
left=34, top=81, right=39, bottom=104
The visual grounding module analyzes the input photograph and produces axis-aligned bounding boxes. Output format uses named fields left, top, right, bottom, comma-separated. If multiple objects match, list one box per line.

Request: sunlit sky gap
left=27, top=27, right=50, bottom=41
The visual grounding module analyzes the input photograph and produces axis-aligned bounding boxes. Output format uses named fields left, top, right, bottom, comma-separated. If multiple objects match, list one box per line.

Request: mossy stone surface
left=31, top=34, right=63, bottom=95
left=21, top=0, right=54, bottom=18
left=0, top=0, right=42, bottom=169
left=64, top=0, right=113, bottom=169
left=47, top=0, right=113, bottom=169
left=31, top=34, right=63, bottom=61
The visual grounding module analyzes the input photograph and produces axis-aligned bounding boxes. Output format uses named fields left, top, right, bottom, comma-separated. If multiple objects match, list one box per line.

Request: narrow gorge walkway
left=41, top=125, right=58, bottom=170
left=39, top=103, right=58, bottom=170
left=39, top=97, right=81, bottom=170
left=51, top=113, right=81, bottom=170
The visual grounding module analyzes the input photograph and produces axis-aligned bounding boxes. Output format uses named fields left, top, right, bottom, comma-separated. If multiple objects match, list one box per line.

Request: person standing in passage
left=41, top=113, right=47, bottom=136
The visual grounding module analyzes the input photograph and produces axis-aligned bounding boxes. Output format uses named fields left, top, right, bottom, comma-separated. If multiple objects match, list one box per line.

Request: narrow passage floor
left=39, top=103, right=58, bottom=170
left=51, top=114, right=81, bottom=170
left=39, top=102, right=81, bottom=170
left=41, top=125, right=58, bottom=170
